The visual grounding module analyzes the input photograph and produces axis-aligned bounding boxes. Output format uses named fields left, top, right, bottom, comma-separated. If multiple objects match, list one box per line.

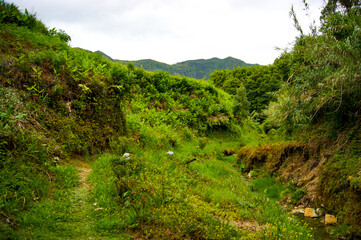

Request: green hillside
left=96, top=50, right=257, bottom=79
left=1, top=0, right=361, bottom=239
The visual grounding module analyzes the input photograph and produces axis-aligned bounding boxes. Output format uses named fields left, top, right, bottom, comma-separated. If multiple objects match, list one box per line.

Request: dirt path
left=78, top=167, right=92, bottom=189
left=61, top=166, right=96, bottom=239
left=74, top=166, right=125, bottom=240
left=22, top=164, right=102, bottom=239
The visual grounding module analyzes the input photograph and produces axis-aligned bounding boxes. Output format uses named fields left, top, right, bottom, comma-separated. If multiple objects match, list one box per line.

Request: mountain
left=95, top=51, right=257, bottom=79
left=94, top=50, right=114, bottom=62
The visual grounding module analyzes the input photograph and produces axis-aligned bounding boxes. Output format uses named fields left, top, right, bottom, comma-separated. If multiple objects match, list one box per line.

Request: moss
left=236, top=142, right=304, bottom=173
left=320, top=153, right=361, bottom=238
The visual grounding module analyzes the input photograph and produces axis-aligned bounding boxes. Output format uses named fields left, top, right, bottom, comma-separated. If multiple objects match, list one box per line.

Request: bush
left=109, top=136, right=135, bottom=155
left=0, top=0, right=57, bottom=36
left=265, top=7, right=361, bottom=134
left=0, top=102, right=52, bottom=222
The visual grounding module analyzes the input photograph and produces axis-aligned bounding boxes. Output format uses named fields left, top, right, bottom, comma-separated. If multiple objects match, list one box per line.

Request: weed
left=287, top=183, right=307, bottom=204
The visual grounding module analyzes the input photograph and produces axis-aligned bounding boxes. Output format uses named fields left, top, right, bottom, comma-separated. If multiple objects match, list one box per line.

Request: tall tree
left=233, top=83, right=250, bottom=121
left=321, top=0, right=361, bottom=17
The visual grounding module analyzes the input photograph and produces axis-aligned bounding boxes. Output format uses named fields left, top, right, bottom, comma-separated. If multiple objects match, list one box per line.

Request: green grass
left=10, top=165, right=87, bottom=239
left=251, top=176, right=285, bottom=201
left=1, top=163, right=129, bottom=240
left=0, top=135, right=315, bottom=239
left=86, top=137, right=315, bottom=239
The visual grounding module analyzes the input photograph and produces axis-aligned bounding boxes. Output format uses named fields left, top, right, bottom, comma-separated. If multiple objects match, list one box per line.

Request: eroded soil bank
left=237, top=138, right=361, bottom=238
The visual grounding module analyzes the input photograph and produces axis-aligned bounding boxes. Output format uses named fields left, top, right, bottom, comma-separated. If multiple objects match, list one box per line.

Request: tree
left=266, top=0, right=361, bottom=132
left=243, top=66, right=282, bottom=113
left=223, top=77, right=241, bottom=95
left=233, top=83, right=250, bottom=121
left=321, top=0, right=361, bottom=17
left=209, top=69, right=231, bottom=88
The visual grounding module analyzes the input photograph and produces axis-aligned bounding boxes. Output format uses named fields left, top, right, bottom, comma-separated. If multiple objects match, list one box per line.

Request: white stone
left=291, top=208, right=305, bottom=214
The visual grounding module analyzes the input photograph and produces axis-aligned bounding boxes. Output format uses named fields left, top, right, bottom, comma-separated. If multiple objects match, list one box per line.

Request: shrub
left=0, top=0, right=57, bottom=36
left=109, top=136, right=135, bottom=155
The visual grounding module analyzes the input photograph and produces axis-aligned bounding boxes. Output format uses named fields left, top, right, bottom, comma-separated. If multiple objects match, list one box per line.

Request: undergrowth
left=88, top=137, right=314, bottom=239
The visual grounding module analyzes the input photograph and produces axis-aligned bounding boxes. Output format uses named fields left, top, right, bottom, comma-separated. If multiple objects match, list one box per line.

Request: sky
left=11, top=0, right=324, bottom=65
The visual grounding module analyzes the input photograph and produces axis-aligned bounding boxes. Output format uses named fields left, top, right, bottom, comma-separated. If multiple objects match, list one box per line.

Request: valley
left=1, top=1, right=360, bottom=239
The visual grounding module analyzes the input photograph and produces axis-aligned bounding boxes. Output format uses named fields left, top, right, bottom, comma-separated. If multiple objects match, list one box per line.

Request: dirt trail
left=78, top=167, right=92, bottom=189
left=59, top=166, right=95, bottom=239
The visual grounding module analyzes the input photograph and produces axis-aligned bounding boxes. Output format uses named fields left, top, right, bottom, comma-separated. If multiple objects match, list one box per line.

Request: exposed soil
left=237, top=137, right=361, bottom=238
left=78, top=167, right=92, bottom=189
left=237, top=140, right=335, bottom=207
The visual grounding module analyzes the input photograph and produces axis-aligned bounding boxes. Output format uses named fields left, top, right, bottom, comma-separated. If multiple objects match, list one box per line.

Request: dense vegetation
left=210, top=65, right=283, bottom=118
left=265, top=1, right=361, bottom=133
left=260, top=1, right=361, bottom=236
left=101, top=52, right=257, bottom=80
left=0, top=0, right=360, bottom=239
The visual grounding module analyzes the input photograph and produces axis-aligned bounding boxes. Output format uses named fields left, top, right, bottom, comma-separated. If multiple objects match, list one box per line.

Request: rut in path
left=26, top=165, right=99, bottom=239
left=64, top=166, right=96, bottom=239
left=78, top=167, right=92, bottom=189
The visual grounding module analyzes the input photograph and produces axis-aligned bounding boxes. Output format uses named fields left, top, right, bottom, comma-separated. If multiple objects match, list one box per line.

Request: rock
left=291, top=207, right=305, bottom=214
left=316, top=208, right=323, bottom=216
left=304, top=208, right=318, bottom=218
left=325, top=214, right=337, bottom=225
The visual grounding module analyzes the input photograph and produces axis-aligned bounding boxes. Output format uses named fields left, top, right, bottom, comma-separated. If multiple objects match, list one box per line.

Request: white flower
left=93, top=203, right=97, bottom=206
left=123, top=153, right=130, bottom=158
left=166, top=151, right=174, bottom=155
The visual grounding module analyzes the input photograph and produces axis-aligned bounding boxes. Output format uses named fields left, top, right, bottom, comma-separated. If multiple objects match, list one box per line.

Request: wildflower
left=166, top=151, right=174, bottom=155
left=123, top=153, right=130, bottom=158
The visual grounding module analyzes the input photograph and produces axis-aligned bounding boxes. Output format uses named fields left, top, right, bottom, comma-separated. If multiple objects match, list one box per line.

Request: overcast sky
left=11, top=0, right=324, bottom=65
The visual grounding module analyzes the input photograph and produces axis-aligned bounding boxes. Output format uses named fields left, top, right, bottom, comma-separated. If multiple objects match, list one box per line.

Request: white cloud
left=11, top=0, right=323, bottom=65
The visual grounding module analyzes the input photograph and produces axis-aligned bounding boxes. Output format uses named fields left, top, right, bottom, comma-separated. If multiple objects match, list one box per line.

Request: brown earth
left=236, top=137, right=361, bottom=238
left=237, top=140, right=334, bottom=206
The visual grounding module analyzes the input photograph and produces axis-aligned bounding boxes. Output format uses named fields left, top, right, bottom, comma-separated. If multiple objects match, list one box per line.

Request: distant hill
left=95, top=50, right=115, bottom=62
left=95, top=51, right=257, bottom=79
